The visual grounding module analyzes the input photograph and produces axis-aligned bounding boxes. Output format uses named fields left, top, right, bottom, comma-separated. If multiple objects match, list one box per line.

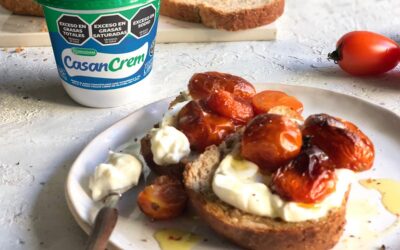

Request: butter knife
left=86, top=192, right=121, bottom=250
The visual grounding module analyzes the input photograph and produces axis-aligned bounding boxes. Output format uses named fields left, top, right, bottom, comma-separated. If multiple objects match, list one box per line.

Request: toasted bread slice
left=0, top=0, right=43, bottom=16
left=160, top=0, right=285, bottom=31
left=183, top=143, right=349, bottom=250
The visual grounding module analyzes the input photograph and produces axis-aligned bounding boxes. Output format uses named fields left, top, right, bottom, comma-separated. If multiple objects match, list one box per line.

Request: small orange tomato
left=267, top=105, right=305, bottom=124
left=137, top=176, right=187, bottom=220
left=270, top=145, right=337, bottom=204
left=177, top=100, right=236, bottom=151
left=303, top=114, right=375, bottom=172
left=188, top=72, right=256, bottom=100
left=241, top=114, right=302, bottom=173
left=252, top=90, right=303, bottom=115
left=205, top=90, right=254, bottom=123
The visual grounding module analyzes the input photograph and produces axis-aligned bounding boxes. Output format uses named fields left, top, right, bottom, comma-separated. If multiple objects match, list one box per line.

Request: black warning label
left=131, top=5, right=156, bottom=38
left=58, top=15, right=89, bottom=45
left=92, top=15, right=129, bottom=45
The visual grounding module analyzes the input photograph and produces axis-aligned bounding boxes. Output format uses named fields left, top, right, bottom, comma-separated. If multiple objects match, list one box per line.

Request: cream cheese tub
left=37, top=0, right=160, bottom=107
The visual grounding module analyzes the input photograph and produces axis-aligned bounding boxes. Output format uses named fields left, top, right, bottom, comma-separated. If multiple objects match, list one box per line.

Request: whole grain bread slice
left=183, top=140, right=349, bottom=250
left=160, top=0, right=285, bottom=31
left=0, top=0, right=43, bottom=16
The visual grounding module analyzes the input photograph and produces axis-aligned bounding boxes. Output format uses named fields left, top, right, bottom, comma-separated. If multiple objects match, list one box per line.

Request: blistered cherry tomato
left=328, top=31, right=400, bottom=76
left=252, top=90, right=303, bottom=115
left=241, top=114, right=302, bottom=173
left=137, top=176, right=187, bottom=220
left=303, top=114, right=375, bottom=172
left=267, top=105, right=304, bottom=124
left=188, top=72, right=256, bottom=100
left=178, top=100, right=236, bottom=151
left=270, top=145, right=337, bottom=204
left=205, top=90, right=254, bottom=123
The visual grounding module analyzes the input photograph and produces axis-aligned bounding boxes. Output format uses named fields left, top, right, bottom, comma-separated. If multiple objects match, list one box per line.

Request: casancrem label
left=42, top=1, right=159, bottom=90
left=62, top=42, right=148, bottom=79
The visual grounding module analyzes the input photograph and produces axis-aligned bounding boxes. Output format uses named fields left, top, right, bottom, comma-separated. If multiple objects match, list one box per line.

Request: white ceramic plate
left=66, top=84, right=400, bottom=250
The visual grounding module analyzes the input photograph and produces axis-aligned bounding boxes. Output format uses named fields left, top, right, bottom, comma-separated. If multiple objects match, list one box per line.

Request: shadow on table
left=30, top=149, right=87, bottom=249
left=2, top=73, right=81, bottom=108
left=316, top=68, right=400, bottom=90
left=283, top=58, right=400, bottom=91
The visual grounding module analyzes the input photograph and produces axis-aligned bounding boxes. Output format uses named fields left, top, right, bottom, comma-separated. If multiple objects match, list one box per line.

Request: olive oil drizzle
left=359, top=178, right=400, bottom=216
left=154, top=229, right=200, bottom=250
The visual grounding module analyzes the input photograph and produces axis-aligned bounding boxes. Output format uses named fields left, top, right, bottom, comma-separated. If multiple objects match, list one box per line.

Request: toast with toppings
left=0, top=0, right=43, bottom=16
left=160, top=0, right=285, bottom=31
left=183, top=142, right=349, bottom=250
left=140, top=72, right=257, bottom=179
left=183, top=110, right=375, bottom=249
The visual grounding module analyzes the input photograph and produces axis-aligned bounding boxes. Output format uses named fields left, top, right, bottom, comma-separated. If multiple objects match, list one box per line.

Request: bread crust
left=140, top=134, right=186, bottom=178
left=160, top=0, right=285, bottom=31
left=0, top=0, right=44, bottom=17
left=184, top=145, right=348, bottom=250
left=160, top=0, right=201, bottom=23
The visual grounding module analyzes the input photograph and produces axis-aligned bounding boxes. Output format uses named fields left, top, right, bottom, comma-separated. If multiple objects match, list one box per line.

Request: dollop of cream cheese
left=150, top=126, right=190, bottom=166
left=149, top=100, right=191, bottom=166
left=89, top=152, right=142, bottom=201
left=212, top=154, right=354, bottom=222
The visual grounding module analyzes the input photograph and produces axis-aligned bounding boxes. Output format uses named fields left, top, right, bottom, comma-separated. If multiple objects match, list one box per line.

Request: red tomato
left=241, top=114, right=302, bottom=173
left=177, top=100, right=236, bottom=151
left=270, top=145, right=337, bottom=204
left=328, top=31, right=400, bottom=76
left=137, top=176, right=187, bottom=220
left=252, top=90, right=303, bottom=115
left=205, top=90, right=254, bottom=123
left=188, top=72, right=256, bottom=100
left=303, top=114, right=375, bottom=172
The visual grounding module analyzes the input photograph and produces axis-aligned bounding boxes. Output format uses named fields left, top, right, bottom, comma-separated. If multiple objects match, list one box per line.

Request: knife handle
left=86, top=207, right=118, bottom=250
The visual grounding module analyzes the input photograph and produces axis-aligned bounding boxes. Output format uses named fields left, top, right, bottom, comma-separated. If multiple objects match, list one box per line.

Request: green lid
left=36, top=0, right=151, bottom=10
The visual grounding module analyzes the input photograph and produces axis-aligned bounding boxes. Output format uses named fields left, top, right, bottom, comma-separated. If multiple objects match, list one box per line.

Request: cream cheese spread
left=150, top=126, right=191, bottom=166
left=89, top=151, right=142, bottom=201
left=212, top=154, right=354, bottom=222
left=150, top=99, right=191, bottom=166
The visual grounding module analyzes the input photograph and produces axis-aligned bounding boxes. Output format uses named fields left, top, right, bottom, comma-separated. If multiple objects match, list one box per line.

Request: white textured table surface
left=1, top=0, right=400, bottom=249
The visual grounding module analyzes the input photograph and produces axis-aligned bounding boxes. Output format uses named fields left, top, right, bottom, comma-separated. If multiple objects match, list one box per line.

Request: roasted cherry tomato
left=303, top=114, right=375, bottom=172
left=178, top=100, right=236, bottom=151
left=252, top=90, right=303, bottom=115
left=137, top=176, right=187, bottom=220
left=188, top=72, right=256, bottom=100
left=328, top=31, right=400, bottom=76
left=205, top=90, right=254, bottom=123
left=267, top=105, right=304, bottom=124
left=270, top=145, right=337, bottom=204
left=241, top=114, right=302, bottom=173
